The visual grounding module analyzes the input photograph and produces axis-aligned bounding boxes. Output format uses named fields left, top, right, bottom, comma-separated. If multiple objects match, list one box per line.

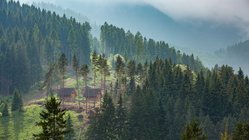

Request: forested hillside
left=87, top=58, right=249, bottom=140
left=215, top=40, right=249, bottom=74
left=0, top=0, right=204, bottom=95
left=1, top=0, right=249, bottom=139
left=0, top=0, right=91, bottom=94
left=217, top=40, right=249, bottom=61
left=99, top=23, right=204, bottom=72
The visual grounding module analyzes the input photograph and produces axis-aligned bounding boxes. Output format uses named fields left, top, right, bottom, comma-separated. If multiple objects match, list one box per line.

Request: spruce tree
left=91, top=51, right=99, bottom=88
left=58, top=53, right=68, bottom=88
left=86, top=94, right=116, bottom=140
left=115, top=55, right=125, bottom=83
left=128, top=86, right=145, bottom=140
left=65, top=115, right=75, bottom=140
left=33, top=96, right=66, bottom=140
left=114, top=95, right=127, bottom=139
left=80, top=64, right=89, bottom=112
left=98, top=55, right=110, bottom=92
left=73, top=54, right=79, bottom=90
left=42, top=64, right=56, bottom=97
left=182, top=120, right=206, bottom=140
left=11, top=89, right=23, bottom=112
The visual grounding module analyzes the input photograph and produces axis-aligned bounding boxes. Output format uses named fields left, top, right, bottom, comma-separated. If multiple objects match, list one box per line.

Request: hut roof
left=83, top=86, right=102, bottom=98
left=57, top=88, right=75, bottom=98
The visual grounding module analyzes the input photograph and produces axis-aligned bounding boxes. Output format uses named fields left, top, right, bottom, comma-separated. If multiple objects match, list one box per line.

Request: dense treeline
left=1, top=1, right=249, bottom=139
left=87, top=58, right=249, bottom=140
left=0, top=0, right=91, bottom=94
left=216, top=40, right=249, bottom=62
left=216, top=40, right=249, bottom=74
left=100, top=22, right=204, bottom=72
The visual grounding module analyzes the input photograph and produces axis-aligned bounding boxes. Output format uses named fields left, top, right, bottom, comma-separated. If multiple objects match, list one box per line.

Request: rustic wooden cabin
left=57, top=88, right=76, bottom=102
left=82, top=86, right=102, bottom=100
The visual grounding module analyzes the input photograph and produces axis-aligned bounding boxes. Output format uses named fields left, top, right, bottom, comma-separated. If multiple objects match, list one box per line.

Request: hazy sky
left=18, top=0, right=249, bottom=36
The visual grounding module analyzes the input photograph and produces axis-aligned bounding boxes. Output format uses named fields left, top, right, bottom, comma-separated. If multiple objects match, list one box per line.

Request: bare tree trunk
left=103, top=74, right=106, bottom=94
left=85, top=77, right=88, bottom=113
left=101, top=72, right=103, bottom=90
left=62, top=74, right=65, bottom=88
left=93, top=72, right=96, bottom=88
left=76, top=72, right=79, bottom=90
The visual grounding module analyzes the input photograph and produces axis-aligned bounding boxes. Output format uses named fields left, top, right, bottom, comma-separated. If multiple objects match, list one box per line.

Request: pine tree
left=114, top=95, right=127, bottom=139
left=136, top=62, right=144, bottom=82
left=99, top=93, right=116, bottom=139
left=33, top=96, right=66, bottom=140
left=127, top=60, right=136, bottom=78
left=73, top=54, right=79, bottom=90
left=91, top=51, right=99, bottom=88
left=80, top=64, right=89, bottom=112
left=98, top=55, right=110, bottom=92
left=11, top=89, right=23, bottom=112
left=127, top=76, right=136, bottom=95
left=128, top=86, right=145, bottom=140
left=86, top=94, right=116, bottom=140
left=58, top=53, right=68, bottom=88
left=65, top=115, right=75, bottom=140
left=182, top=120, right=206, bottom=140
left=237, top=68, right=244, bottom=81
left=42, top=64, right=56, bottom=97
left=115, top=55, right=125, bottom=83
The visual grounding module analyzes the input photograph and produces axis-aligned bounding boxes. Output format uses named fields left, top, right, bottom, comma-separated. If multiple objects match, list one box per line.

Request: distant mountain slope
left=99, top=23, right=205, bottom=72
left=32, top=2, right=100, bottom=37
left=33, top=2, right=89, bottom=23
left=43, top=0, right=243, bottom=52
left=215, top=40, right=249, bottom=74
left=28, top=1, right=246, bottom=70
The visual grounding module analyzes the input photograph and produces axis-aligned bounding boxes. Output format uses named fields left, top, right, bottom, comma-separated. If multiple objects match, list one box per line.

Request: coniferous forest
left=0, top=0, right=249, bottom=140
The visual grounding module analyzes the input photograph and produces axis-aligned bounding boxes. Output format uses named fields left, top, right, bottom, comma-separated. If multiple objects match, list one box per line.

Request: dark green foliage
left=80, top=64, right=89, bottom=112
left=98, top=55, right=110, bottom=91
left=100, top=22, right=204, bottom=72
left=91, top=51, right=99, bottom=87
left=233, top=122, right=249, bottom=140
left=86, top=94, right=116, bottom=140
left=33, top=96, right=66, bottom=140
left=80, top=64, right=89, bottom=79
left=182, top=120, right=206, bottom=140
left=73, top=54, right=79, bottom=73
left=114, top=95, right=127, bottom=139
left=1, top=103, right=9, bottom=117
left=216, top=40, right=249, bottom=74
left=58, top=53, right=68, bottom=88
left=105, top=58, right=249, bottom=140
left=42, top=64, right=56, bottom=96
left=80, top=64, right=89, bottom=88
left=65, top=115, right=75, bottom=140
left=79, top=57, right=246, bottom=140
left=127, top=60, right=136, bottom=78
left=73, top=54, right=80, bottom=89
left=115, top=56, right=125, bottom=77
left=0, top=0, right=91, bottom=94
left=127, top=77, right=136, bottom=95
left=11, top=89, right=23, bottom=112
